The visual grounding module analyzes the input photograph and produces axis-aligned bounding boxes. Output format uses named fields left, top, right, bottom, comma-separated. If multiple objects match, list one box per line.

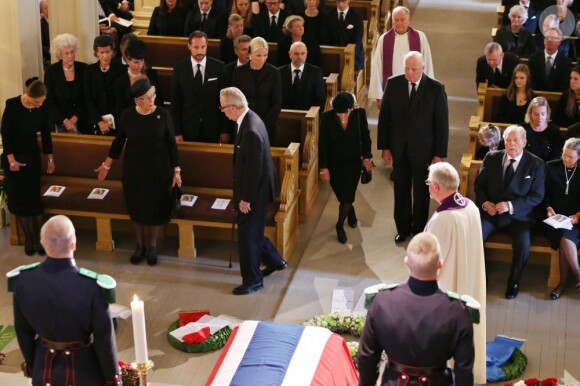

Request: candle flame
left=133, top=294, right=139, bottom=301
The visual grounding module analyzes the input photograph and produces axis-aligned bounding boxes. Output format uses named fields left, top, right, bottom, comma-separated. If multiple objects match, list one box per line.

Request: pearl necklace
left=136, top=106, right=155, bottom=115
left=564, top=164, right=577, bottom=195
left=100, top=65, right=110, bottom=73
left=63, top=66, right=75, bottom=72
left=128, top=70, right=141, bottom=78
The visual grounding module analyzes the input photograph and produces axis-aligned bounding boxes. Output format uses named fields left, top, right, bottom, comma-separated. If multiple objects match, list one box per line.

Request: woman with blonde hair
left=521, top=96, right=563, bottom=162
left=220, top=14, right=247, bottom=64
left=231, top=0, right=254, bottom=36
left=276, top=15, right=321, bottom=66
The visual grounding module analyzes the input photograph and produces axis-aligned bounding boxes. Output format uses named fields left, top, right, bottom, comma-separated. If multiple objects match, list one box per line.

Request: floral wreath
left=500, top=348, right=528, bottom=381
left=166, top=320, right=232, bottom=353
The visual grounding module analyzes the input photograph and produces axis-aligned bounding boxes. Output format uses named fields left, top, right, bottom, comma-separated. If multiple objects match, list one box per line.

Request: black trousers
left=392, top=154, right=430, bottom=235
left=237, top=196, right=283, bottom=285
left=481, top=214, right=532, bottom=282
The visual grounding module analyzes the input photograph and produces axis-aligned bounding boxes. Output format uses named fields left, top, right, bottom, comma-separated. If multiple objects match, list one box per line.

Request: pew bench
left=10, top=134, right=300, bottom=260
left=459, top=153, right=559, bottom=287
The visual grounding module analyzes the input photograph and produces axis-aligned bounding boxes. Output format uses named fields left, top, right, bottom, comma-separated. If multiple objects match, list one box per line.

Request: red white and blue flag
left=205, top=321, right=359, bottom=386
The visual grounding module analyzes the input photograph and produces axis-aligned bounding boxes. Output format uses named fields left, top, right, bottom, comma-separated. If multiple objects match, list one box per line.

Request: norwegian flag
left=206, top=321, right=359, bottom=386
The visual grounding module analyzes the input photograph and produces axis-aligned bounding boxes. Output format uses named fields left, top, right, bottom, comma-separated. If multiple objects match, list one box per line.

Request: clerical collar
left=436, top=192, right=469, bottom=212
left=408, top=276, right=438, bottom=296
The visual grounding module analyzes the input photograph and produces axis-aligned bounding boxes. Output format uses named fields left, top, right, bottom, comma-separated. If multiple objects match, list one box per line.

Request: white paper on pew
left=169, top=315, right=232, bottom=342
left=211, top=198, right=230, bottom=210
left=331, top=288, right=354, bottom=314
left=180, top=194, right=198, bottom=207
left=87, top=188, right=109, bottom=200
left=109, top=303, right=132, bottom=319
left=44, top=185, right=65, bottom=197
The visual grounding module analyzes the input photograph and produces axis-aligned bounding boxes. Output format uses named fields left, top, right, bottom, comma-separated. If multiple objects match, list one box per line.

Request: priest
left=368, top=6, right=434, bottom=108
left=424, top=162, right=487, bottom=385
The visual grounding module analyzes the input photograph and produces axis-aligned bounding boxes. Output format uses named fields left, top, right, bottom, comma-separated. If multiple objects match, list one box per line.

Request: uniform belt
left=41, top=338, right=92, bottom=351
left=388, top=359, right=447, bottom=376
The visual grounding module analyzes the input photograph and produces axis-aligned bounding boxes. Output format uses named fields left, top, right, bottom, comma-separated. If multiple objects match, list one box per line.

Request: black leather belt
left=388, top=359, right=447, bottom=376
left=41, top=338, right=92, bottom=351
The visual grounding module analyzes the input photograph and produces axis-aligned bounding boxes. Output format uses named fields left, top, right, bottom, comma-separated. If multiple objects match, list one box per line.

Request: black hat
left=131, top=78, right=152, bottom=98
left=125, top=40, right=146, bottom=60
left=332, top=92, right=355, bottom=113
left=94, top=34, right=114, bottom=48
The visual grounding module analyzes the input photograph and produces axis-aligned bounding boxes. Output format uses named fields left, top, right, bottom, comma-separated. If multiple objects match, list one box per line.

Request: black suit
left=528, top=51, right=572, bottom=92
left=171, top=56, right=228, bottom=142
left=44, top=61, right=91, bottom=134
left=183, top=8, right=226, bottom=38
left=377, top=74, right=449, bottom=235
left=253, top=9, right=289, bottom=43
left=474, top=149, right=545, bottom=282
left=320, top=8, right=364, bottom=70
left=475, top=52, right=520, bottom=89
left=232, top=62, right=282, bottom=144
left=233, top=109, right=283, bottom=286
left=279, top=63, right=325, bottom=111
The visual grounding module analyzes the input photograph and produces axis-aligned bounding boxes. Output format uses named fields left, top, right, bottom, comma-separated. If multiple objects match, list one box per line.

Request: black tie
left=270, top=15, right=277, bottom=39
left=546, top=56, right=553, bottom=76
left=201, top=13, right=207, bottom=30
left=494, top=67, right=501, bottom=85
left=293, top=69, right=301, bottom=85
left=194, top=63, right=202, bottom=87
left=504, top=158, right=516, bottom=189
left=409, top=82, right=417, bottom=105
left=339, top=11, right=345, bottom=24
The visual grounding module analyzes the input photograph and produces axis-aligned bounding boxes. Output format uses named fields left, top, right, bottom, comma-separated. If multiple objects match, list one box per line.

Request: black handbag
left=356, top=109, right=372, bottom=184
left=169, top=185, right=182, bottom=218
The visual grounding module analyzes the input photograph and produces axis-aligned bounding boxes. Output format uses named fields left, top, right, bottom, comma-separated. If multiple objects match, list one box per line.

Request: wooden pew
left=459, top=153, right=560, bottom=287
left=497, top=5, right=504, bottom=29
left=10, top=134, right=300, bottom=260
left=476, top=83, right=562, bottom=123
left=140, top=35, right=354, bottom=93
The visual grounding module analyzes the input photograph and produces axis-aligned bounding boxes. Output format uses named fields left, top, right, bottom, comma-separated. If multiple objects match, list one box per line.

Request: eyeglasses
left=219, top=105, right=234, bottom=111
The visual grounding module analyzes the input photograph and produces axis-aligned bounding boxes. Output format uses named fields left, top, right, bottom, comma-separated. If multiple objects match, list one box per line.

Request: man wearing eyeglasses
left=528, top=26, right=572, bottom=92
left=219, top=87, right=287, bottom=295
left=253, top=0, right=289, bottom=42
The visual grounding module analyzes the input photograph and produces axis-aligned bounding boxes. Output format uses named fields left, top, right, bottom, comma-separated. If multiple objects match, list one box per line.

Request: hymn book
left=543, top=214, right=573, bottom=230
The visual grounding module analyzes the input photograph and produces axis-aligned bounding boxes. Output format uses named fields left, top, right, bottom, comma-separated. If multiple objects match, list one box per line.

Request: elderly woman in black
left=1, top=79, right=55, bottom=255
left=44, top=33, right=90, bottom=134
left=84, top=35, right=124, bottom=135
left=96, top=79, right=181, bottom=266
left=543, top=137, right=580, bottom=299
left=319, top=92, right=372, bottom=244
left=494, top=5, right=537, bottom=58
left=521, top=96, right=563, bottom=162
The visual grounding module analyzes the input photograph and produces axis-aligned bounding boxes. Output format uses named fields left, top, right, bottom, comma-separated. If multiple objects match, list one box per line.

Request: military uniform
left=358, top=278, right=475, bottom=386
left=7, top=258, right=121, bottom=386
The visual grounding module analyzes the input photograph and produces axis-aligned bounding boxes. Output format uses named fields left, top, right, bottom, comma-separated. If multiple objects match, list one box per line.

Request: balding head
left=40, top=215, right=76, bottom=258
left=289, top=41, right=307, bottom=67
left=404, top=233, right=442, bottom=280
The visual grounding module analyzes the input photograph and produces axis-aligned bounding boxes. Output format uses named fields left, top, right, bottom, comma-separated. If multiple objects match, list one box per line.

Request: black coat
left=83, top=61, right=125, bottom=130
left=171, top=56, right=228, bottom=142
left=253, top=9, right=290, bottom=43
left=183, top=8, right=227, bottom=38
left=475, top=52, right=520, bottom=89
left=232, top=62, right=282, bottom=144
left=494, top=26, right=536, bottom=58
left=319, top=8, right=364, bottom=70
left=528, top=51, right=572, bottom=92
left=279, top=62, right=325, bottom=110
left=147, top=6, right=188, bottom=36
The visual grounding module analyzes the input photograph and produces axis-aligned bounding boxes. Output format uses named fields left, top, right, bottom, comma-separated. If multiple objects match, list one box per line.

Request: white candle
left=131, top=294, right=149, bottom=364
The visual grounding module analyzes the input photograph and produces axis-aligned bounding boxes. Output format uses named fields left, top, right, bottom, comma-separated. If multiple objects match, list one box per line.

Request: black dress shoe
left=261, top=260, right=288, bottom=277
left=146, top=247, right=158, bottom=266
left=394, top=233, right=409, bottom=243
left=505, top=281, right=519, bottom=299
left=550, top=284, right=564, bottom=300
left=347, top=215, right=357, bottom=228
left=232, top=282, right=263, bottom=295
left=336, top=225, right=347, bottom=244
left=130, top=245, right=146, bottom=265
left=24, top=241, right=35, bottom=257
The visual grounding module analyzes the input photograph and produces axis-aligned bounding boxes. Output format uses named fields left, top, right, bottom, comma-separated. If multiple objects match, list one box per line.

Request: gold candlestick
left=131, top=360, right=154, bottom=386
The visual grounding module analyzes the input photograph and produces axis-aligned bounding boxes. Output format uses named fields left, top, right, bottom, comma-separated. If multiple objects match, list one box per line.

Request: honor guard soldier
left=7, top=215, right=121, bottom=386
left=358, top=233, right=477, bottom=386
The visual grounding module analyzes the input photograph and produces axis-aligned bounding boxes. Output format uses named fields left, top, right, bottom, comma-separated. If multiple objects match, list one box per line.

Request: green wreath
left=500, top=348, right=528, bottom=381
left=303, top=313, right=366, bottom=336
left=166, top=320, right=232, bottom=353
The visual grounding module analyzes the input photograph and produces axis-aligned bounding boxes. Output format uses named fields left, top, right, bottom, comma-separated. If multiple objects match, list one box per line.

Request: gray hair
left=249, top=36, right=268, bottom=53
left=544, top=26, right=563, bottom=40
left=484, top=42, right=503, bottom=55
left=509, top=5, right=528, bottom=22
left=392, top=6, right=410, bottom=18
left=564, top=137, right=580, bottom=154
left=477, top=124, right=501, bottom=148
left=51, top=33, right=79, bottom=58
left=403, top=51, right=423, bottom=65
left=428, top=162, right=460, bottom=192
left=503, top=125, right=527, bottom=140
left=40, top=215, right=76, bottom=257
left=406, top=233, right=441, bottom=279
left=220, top=87, right=248, bottom=108
left=234, top=34, right=252, bottom=48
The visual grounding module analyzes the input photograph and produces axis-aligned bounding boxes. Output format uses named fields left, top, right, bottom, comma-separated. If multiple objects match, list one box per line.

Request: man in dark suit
left=474, top=125, right=545, bottom=299
left=279, top=42, right=326, bottom=111
left=172, top=31, right=229, bottom=143
left=183, top=0, right=227, bottom=38
left=224, top=35, right=252, bottom=84
left=377, top=51, right=449, bottom=242
left=219, top=87, right=287, bottom=295
left=320, top=0, right=365, bottom=70
left=8, top=215, right=121, bottom=385
left=475, top=42, right=520, bottom=89
left=528, top=27, right=573, bottom=92
left=252, top=0, right=289, bottom=43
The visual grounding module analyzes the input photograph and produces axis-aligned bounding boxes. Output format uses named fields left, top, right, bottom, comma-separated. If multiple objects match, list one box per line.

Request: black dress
left=147, top=6, right=188, bottom=36
left=84, top=61, right=125, bottom=134
left=319, top=108, right=371, bottom=203
left=108, top=107, right=179, bottom=225
left=497, top=94, right=531, bottom=124
left=219, top=37, right=236, bottom=65
left=523, top=122, right=564, bottom=162
left=542, top=159, right=580, bottom=249
left=554, top=92, right=580, bottom=127
left=301, top=12, right=323, bottom=42
left=0, top=96, right=52, bottom=217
